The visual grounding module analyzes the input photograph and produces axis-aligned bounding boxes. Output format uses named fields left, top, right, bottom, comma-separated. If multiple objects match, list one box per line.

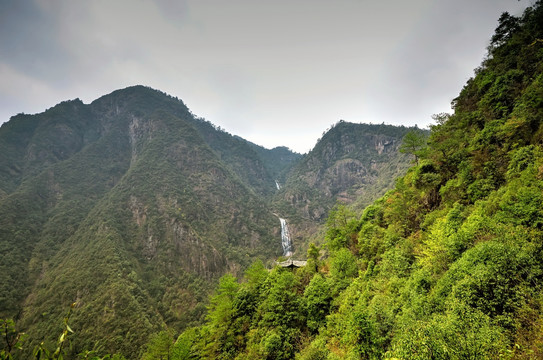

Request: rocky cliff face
left=272, top=121, right=418, bottom=252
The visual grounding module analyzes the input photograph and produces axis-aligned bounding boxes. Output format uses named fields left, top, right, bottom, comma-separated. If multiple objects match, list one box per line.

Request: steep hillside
left=190, top=120, right=300, bottom=198
left=0, top=86, right=290, bottom=357
left=169, top=2, right=543, bottom=359
left=273, top=121, right=419, bottom=254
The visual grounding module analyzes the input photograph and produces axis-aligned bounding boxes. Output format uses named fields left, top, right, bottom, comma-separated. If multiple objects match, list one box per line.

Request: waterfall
left=275, top=180, right=281, bottom=190
left=279, top=218, right=293, bottom=257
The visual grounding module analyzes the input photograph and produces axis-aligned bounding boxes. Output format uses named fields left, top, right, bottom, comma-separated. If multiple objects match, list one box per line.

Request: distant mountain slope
left=273, top=121, right=420, bottom=253
left=0, top=86, right=289, bottom=357
left=284, top=121, right=417, bottom=219
left=244, top=142, right=303, bottom=184
left=0, top=98, right=98, bottom=194
left=0, top=86, right=414, bottom=357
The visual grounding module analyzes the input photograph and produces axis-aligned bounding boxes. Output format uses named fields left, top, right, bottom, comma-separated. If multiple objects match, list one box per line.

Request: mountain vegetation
left=0, top=81, right=414, bottom=357
left=154, top=2, right=543, bottom=359
left=0, top=86, right=301, bottom=358
left=273, top=121, right=418, bottom=255
left=3, top=1, right=541, bottom=358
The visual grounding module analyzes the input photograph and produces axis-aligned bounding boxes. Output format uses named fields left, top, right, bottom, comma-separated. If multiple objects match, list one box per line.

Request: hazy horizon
left=0, top=0, right=530, bottom=153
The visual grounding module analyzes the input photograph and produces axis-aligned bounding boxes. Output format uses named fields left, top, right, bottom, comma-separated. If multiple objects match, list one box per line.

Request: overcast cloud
left=0, top=0, right=530, bottom=153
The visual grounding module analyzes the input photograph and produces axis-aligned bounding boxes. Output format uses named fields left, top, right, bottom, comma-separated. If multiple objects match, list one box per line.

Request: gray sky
left=0, top=0, right=530, bottom=153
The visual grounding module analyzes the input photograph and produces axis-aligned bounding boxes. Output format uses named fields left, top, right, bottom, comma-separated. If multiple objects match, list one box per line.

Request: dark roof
left=276, top=259, right=307, bottom=268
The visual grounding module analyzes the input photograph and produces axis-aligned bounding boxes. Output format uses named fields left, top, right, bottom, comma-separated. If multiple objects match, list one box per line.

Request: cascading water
left=279, top=218, right=293, bottom=257
left=275, top=180, right=281, bottom=190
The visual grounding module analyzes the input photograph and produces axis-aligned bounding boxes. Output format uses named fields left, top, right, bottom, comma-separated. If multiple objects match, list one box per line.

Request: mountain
left=273, top=121, right=421, bottom=254
left=170, top=2, right=543, bottom=359
left=282, top=121, right=419, bottom=219
left=0, top=86, right=414, bottom=357
left=0, top=86, right=297, bottom=357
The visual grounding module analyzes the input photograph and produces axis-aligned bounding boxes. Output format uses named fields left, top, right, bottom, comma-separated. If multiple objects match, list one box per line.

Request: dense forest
left=2, top=1, right=543, bottom=359
left=158, top=2, right=543, bottom=359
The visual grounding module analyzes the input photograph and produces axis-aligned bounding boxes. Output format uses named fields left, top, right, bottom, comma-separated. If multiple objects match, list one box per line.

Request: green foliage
left=32, top=304, right=76, bottom=360
left=329, top=248, right=358, bottom=291
left=411, top=160, right=441, bottom=189
left=141, top=331, right=174, bottom=360
left=390, top=302, right=509, bottom=359
left=295, top=335, right=329, bottom=360
left=325, top=204, right=359, bottom=252
left=171, top=327, right=201, bottom=360
left=169, top=3, right=543, bottom=359
left=0, top=319, right=25, bottom=359
left=304, top=274, right=332, bottom=333
left=3, top=2, right=543, bottom=358
left=399, top=129, right=428, bottom=164
left=1, top=305, right=127, bottom=360
left=259, top=269, right=305, bottom=330
left=243, top=260, right=268, bottom=290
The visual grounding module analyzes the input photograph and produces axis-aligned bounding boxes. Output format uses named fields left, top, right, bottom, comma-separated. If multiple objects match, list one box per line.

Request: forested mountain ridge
left=279, top=121, right=416, bottom=221
left=272, top=121, right=420, bottom=255
left=0, top=86, right=296, bottom=357
left=0, top=84, right=415, bottom=355
left=165, top=2, right=543, bottom=359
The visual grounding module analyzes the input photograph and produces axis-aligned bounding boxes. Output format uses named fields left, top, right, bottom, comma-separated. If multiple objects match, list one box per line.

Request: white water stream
left=279, top=218, right=293, bottom=257
left=275, top=180, right=281, bottom=190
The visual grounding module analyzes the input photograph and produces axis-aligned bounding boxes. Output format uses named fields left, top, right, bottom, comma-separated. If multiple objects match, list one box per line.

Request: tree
left=490, top=11, right=520, bottom=49
left=141, top=331, right=174, bottom=360
left=1, top=319, right=25, bottom=359
left=304, top=274, right=331, bottom=333
left=399, top=130, right=427, bottom=164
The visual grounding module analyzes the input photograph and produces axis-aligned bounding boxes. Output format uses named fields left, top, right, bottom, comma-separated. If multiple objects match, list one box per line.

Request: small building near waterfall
left=277, top=259, right=307, bottom=269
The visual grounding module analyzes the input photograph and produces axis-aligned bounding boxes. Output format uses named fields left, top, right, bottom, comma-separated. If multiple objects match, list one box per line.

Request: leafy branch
left=2, top=303, right=123, bottom=360
left=33, top=303, right=76, bottom=360
left=1, top=319, right=26, bottom=359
